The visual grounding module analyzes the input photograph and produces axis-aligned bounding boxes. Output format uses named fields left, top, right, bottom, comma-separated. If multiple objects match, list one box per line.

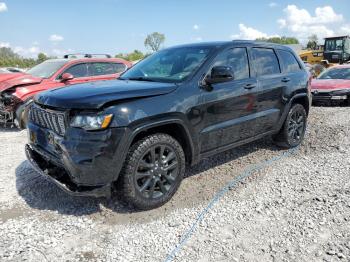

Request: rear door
left=199, top=47, right=259, bottom=152
left=276, top=49, right=305, bottom=95
left=249, top=47, right=285, bottom=134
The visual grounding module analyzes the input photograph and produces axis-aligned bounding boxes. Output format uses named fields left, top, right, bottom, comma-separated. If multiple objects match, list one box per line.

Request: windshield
left=120, top=46, right=213, bottom=83
left=27, top=60, right=68, bottom=78
left=318, top=67, right=350, bottom=80
left=325, top=39, right=344, bottom=51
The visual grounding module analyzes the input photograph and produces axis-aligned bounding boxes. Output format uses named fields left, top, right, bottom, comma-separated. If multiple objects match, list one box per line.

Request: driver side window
left=62, top=63, right=88, bottom=78
left=212, top=48, right=250, bottom=80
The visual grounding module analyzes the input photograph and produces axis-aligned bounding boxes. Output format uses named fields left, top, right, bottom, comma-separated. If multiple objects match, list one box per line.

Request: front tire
left=118, top=133, right=185, bottom=210
left=273, top=104, right=307, bottom=148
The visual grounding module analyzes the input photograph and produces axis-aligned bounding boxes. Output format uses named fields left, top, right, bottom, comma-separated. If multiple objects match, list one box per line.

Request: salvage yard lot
left=0, top=106, right=349, bottom=262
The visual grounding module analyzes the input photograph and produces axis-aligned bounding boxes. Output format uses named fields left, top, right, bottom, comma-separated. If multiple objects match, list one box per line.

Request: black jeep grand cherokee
left=26, top=41, right=311, bottom=209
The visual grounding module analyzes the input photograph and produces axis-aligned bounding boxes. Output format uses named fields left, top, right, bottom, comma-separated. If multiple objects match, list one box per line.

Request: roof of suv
left=49, top=57, right=129, bottom=63
left=166, top=40, right=295, bottom=52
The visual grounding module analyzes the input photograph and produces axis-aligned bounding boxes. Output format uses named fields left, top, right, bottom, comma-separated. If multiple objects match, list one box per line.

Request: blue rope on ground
left=164, top=146, right=299, bottom=262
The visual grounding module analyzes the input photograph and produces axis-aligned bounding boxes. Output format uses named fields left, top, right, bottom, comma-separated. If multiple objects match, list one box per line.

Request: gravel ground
left=0, top=106, right=349, bottom=262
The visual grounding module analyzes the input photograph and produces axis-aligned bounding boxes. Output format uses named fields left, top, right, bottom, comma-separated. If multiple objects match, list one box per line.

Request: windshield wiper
left=122, top=77, right=156, bottom=82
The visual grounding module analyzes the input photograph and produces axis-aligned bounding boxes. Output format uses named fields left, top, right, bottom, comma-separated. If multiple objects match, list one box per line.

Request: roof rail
left=63, top=53, right=112, bottom=59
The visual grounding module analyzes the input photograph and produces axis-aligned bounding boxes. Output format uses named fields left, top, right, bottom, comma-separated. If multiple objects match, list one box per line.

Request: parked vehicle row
left=25, top=41, right=311, bottom=209
left=0, top=54, right=131, bottom=128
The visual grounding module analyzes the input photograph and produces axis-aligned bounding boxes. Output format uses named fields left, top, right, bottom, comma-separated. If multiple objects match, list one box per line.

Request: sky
left=0, top=0, right=349, bottom=58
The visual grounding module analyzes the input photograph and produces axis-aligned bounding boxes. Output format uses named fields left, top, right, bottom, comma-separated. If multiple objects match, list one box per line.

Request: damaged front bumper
left=25, top=120, right=130, bottom=198
left=25, top=144, right=112, bottom=198
left=0, top=92, right=19, bottom=125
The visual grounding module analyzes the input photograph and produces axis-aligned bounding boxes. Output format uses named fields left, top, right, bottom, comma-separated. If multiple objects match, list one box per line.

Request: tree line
left=0, top=47, right=52, bottom=68
left=0, top=32, right=323, bottom=69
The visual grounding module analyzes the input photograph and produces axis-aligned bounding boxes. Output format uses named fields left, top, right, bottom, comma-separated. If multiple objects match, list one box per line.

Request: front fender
left=126, top=117, right=198, bottom=165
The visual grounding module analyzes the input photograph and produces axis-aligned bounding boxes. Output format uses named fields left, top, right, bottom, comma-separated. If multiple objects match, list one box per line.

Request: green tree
left=306, top=34, right=318, bottom=50
left=0, top=47, right=37, bottom=68
left=144, top=32, right=165, bottom=52
left=256, top=36, right=299, bottom=44
left=37, top=52, right=48, bottom=64
left=115, top=50, right=145, bottom=61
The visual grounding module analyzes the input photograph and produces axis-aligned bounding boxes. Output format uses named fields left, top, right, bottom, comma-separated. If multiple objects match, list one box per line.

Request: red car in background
left=0, top=54, right=131, bottom=128
left=0, top=68, right=25, bottom=82
left=311, top=64, right=350, bottom=105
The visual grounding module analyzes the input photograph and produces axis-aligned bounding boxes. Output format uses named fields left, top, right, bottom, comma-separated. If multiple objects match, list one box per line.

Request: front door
left=199, top=47, right=259, bottom=153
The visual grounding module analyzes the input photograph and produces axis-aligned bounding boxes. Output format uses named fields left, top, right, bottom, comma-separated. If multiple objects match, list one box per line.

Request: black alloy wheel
left=287, top=109, right=305, bottom=144
left=135, top=144, right=178, bottom=199
left=118, top=133, right=185, bottom=210
left=273, top=103, right=307, bottom=148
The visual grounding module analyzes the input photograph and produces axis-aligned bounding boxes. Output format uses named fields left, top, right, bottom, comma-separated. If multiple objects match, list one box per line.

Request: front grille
left=29, top=104, right=67, bottom=136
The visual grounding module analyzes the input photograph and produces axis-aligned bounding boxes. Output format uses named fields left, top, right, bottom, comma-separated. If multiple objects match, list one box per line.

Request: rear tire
left=117, top=133, right=185, bottom=210
left=273, top=104, right=307, bottom=148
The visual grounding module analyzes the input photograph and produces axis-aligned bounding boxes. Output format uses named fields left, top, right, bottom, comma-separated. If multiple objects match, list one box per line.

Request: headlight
left=70, top=113, right=113, bottom=130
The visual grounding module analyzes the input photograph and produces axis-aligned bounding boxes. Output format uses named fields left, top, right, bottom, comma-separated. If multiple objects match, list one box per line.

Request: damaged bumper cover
left=25, top=122, right=130, bottom=198
left=25, top=144, right=112, bottom=197
left=0, top=92, right=20, bottom=124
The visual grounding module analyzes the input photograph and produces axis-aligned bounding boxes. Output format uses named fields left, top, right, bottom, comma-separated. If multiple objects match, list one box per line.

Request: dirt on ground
left=0, top=106, right=349, bottom=261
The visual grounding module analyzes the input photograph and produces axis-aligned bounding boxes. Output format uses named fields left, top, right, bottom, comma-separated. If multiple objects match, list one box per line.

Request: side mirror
left=206, top=66, right=234, bottom=84
left=61, top=73, right=74, bottom=81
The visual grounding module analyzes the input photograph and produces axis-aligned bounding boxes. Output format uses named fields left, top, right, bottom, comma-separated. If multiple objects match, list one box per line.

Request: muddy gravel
left=0, top=106, right=349, bottom=262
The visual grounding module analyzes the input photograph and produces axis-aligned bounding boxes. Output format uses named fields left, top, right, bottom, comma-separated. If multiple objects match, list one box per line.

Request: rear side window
left=64, top=63, right=88, bottom=78
left=277, top=50, right=301, bottom=73
left=251, top=48, right=280, bottom=76
left=113, top=63, right=127, bottom=73
left=212, top=47, right=250, bottom=80
left=89, top=62, right=117, bottom=76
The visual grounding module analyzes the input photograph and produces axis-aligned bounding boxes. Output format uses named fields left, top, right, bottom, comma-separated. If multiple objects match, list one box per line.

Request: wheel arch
left=290, top=93, right=310, bottom=115
left=275, top=93, right=310, bottom=132
left=128, top=119, right=196, bottom=165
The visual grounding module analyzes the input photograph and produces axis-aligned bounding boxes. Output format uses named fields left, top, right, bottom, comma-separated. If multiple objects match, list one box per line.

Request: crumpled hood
left=0, top=72, right=26, bottom=84
left=0, top=74, right=43, bottom=92
left=311, top=79, right=350, bottom=91
left=35, top=79, right=178, bottom=109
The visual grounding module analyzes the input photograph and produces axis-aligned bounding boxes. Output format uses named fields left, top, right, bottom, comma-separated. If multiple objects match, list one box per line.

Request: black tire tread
left=118, top=133, right=185, bottom=210
left=273, top=103, right=307, bottom=148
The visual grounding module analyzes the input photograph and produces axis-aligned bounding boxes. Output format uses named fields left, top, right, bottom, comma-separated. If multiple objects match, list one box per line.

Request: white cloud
left=193, top=24, right=199, bottom=30
left=278, top=5, right=346, bottom=42
left=15, top=46, right=41, bottom=57
left=231, top=23, right=279, bottom=40
left=0, top=42, right=10, bottom=48
left=340, top=24, right=350, bottom=35
left=49, top=34, right=64, bottom=42
left=0, top=2, right=7, bottom=12
left=269, top=2, right=277, bottom=8
left=1, top=42, right=41, bottom=57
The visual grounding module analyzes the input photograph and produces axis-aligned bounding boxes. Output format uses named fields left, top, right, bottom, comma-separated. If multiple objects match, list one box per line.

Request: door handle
left=243, top=83, right=256, bottom=89
left=281, top=77, right=291, bottom=83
